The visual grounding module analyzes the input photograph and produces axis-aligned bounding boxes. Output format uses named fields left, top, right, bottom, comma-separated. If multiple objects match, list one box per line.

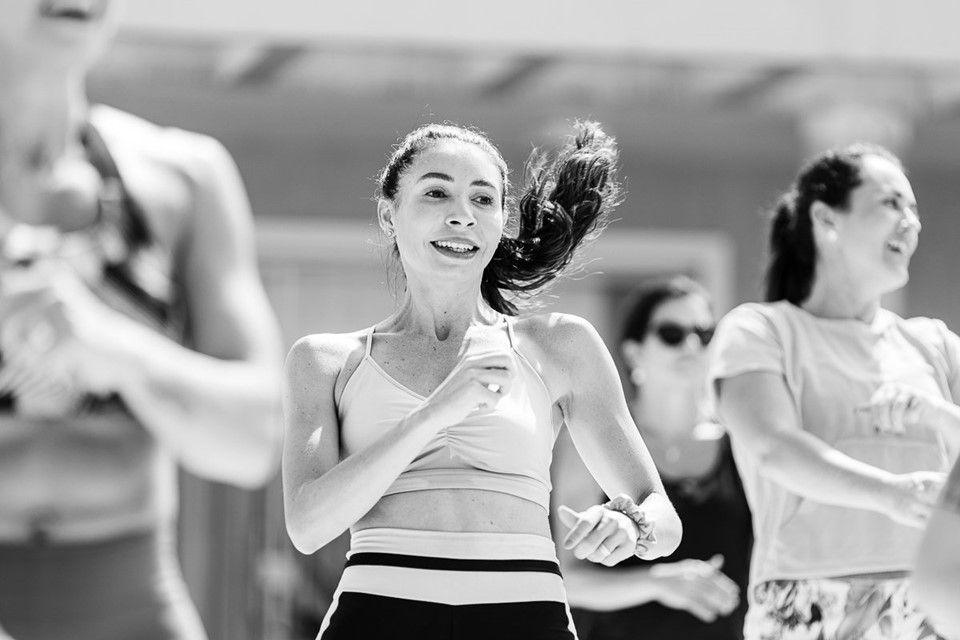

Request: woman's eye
left=474, top=194, right=495, bottom=206
left=425, top=189, right=447, bottom=199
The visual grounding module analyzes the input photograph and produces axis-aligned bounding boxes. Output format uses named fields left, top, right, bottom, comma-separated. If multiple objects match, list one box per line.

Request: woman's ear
left=810, top=200, right=839, bottom=242
left=622, top=339, right=643, bottom=370
left=377, top=199, right=396, bottom=237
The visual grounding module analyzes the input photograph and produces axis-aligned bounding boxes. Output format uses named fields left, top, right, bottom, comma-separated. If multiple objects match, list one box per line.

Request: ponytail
left=483, top=121, right=622, bottom=314
left=764, top=193, right=815, bottom=303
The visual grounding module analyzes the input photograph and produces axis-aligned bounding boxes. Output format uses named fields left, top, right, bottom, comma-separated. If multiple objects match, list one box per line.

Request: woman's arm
left=717, top=371, right=944, bottom=527
left=282, top=337, right=518, bottom=553
left=551, top=429, right=738, bottom=619
left=541, top=314, right=682, bottom=561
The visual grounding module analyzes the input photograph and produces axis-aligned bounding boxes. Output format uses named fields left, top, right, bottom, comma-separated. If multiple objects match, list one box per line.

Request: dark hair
left=764, top=142, right=904, bottom=304
left=377, top=121, right=622, bottom=315
left=621, top=275, right=711, bottom=344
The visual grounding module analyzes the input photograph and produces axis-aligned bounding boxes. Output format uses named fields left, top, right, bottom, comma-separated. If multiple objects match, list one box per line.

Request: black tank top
left=572, top=434, right=753, bottom=640
left=0, top=122, right=186, bottom=414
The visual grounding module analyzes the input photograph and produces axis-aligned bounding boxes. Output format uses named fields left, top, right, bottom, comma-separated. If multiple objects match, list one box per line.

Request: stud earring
left=384, top=228, right=395, bottom=238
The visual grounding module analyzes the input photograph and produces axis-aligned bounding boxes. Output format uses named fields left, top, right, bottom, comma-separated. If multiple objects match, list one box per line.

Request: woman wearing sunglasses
left=552, top=275, right=752, bottom=640
left=709, top=143, right=958, bottom=639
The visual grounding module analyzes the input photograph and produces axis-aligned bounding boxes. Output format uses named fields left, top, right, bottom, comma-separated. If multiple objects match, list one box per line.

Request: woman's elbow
left=285, top=508, right=323, bottom=555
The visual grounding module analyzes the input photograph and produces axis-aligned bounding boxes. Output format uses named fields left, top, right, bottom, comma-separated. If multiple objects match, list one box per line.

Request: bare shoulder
left=89, top=104, right=232, bottom=178
left=286, top=330, right=366, bottom=381
left=87, top=105, right=241, bottom=253
left=510, top=313, right=609, bottom=398
left=284, top=329, right=373, bottom=403
left=513, top=312, right=605, bottom=363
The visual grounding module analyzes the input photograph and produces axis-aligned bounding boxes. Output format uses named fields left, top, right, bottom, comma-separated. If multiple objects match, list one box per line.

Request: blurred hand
left=855, top=383, right=943, bottom=435
left=0, top=260, right=130, bottom=397
left=557, top=503, right=639, bottom=567
left=649, top=555, right=741, bottom=623
left=416, top=349, right=517, bottom=432
left=885, top=471, right=946, bottom=528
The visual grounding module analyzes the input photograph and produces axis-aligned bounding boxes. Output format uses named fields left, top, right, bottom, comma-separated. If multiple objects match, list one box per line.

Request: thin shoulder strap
left=504, top=315, right=517, bottom=350
left=365, top=325, right=376, bottom=357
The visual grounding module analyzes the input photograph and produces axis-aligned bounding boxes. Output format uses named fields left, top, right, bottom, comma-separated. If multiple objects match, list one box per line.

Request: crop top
left=336, top=318, right=558, bottom=510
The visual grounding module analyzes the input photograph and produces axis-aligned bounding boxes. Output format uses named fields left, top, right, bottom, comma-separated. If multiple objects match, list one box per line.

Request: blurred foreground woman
left=0, top=2, right=284, bottom=638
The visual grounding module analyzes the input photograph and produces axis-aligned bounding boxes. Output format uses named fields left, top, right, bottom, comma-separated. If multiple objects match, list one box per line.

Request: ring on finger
left=597, top=542, right=613, bottom=558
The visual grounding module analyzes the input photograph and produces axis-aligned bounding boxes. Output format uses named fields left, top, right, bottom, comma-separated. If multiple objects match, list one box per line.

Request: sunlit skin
left=803, top=154, right=921, bottom=322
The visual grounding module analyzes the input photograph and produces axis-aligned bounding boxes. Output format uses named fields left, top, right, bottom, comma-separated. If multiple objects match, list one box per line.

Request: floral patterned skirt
left=744, top=577, right=952, bottom=640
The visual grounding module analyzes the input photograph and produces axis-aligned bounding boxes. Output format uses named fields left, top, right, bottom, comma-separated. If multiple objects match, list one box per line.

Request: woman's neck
left=391, top=281, right=497, bottom=341
left=800, top=271, right=882, bottom=323
left=0, top=66, right=88, bottom=172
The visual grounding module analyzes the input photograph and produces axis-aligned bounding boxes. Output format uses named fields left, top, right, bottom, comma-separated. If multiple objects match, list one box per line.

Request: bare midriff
left=0, top=410, right=176, bottom=542
left=353, top=489, right=552, bottom=539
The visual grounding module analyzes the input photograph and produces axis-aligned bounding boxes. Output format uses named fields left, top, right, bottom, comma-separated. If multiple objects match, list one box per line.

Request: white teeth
left=434, top=241, right=476, bottom=252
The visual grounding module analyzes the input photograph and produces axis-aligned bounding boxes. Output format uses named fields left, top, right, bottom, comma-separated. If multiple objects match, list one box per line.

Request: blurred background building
left=89, top=1, right=960, bottom=637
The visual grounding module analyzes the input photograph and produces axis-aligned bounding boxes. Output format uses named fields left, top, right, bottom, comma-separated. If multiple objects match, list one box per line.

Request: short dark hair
left=621, top=275, right=711, bottom=344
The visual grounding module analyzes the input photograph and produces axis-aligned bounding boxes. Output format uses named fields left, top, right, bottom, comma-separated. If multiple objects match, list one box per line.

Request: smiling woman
left=707, top=143, right=960, bottom=640
left=281, top=121, right=683, bottom=640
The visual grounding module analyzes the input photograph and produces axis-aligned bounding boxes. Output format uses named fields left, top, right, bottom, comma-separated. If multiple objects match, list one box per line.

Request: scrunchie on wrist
left=602, top=493, right=657, bottom=557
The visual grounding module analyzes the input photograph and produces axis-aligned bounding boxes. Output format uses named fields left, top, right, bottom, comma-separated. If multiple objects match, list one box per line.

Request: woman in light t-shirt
left=708, top=142, right=960, bottom=640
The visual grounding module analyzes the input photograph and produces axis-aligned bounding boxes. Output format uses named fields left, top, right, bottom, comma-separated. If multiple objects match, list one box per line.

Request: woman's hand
left=649, top=555, right=741, bottom=622
left=0, top=261, right=132, bottom=398
left=884, top=471, right=946, bottom=528
left=855, top=382, right=946, bottom=435
left=415, top=349, right=517, bottom=431
left=556, top=503, right=639, bottom=567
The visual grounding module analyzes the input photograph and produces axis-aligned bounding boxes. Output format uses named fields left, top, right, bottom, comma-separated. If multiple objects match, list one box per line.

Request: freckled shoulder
left=509, top=312, right=606, bottom=401
left=285, top=329, right=371, bottom=406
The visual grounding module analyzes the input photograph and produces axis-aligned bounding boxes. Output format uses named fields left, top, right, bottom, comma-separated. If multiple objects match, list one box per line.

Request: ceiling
left=85, top=1, right=960, bottom=168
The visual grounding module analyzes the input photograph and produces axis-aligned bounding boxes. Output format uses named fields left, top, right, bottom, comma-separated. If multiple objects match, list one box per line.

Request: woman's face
left=830, top=154, right=921, bottom=295
left=625, top=293, right=715, bottom=385
left=0, top=0, right=121, bottom=70
left=381, top=139, right=505, bottom=288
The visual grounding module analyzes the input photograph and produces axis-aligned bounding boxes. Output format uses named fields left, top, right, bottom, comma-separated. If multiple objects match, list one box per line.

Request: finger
left=467, top=350, right=516, bottom=371
left=876, top=394, right=893, bottom=435
left=586, top=540, right=616, bottom=564
left=889, top=393, right=909, bottom=434
left=578, top=518, right=620, bottom=561
left=903, top=394, right=923, bottom=427
left=707, top=554, right=725, bottom=571
left=562, top=505, right=603, bottom=551
left=681, top=594, right=719, bottom=623
left=556, top=505, right=580, bottom=529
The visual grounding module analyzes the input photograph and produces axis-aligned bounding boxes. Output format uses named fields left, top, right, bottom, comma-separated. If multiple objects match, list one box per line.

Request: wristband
left=602, top=493, right=657, bottom=556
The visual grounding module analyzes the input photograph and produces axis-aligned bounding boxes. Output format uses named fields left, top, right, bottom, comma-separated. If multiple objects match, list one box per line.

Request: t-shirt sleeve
left=708, top=303, right=785, bottom=386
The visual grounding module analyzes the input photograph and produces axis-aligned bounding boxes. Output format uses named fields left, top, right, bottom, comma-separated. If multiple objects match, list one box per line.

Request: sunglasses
left=649, top=322, right=715, bottom=348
